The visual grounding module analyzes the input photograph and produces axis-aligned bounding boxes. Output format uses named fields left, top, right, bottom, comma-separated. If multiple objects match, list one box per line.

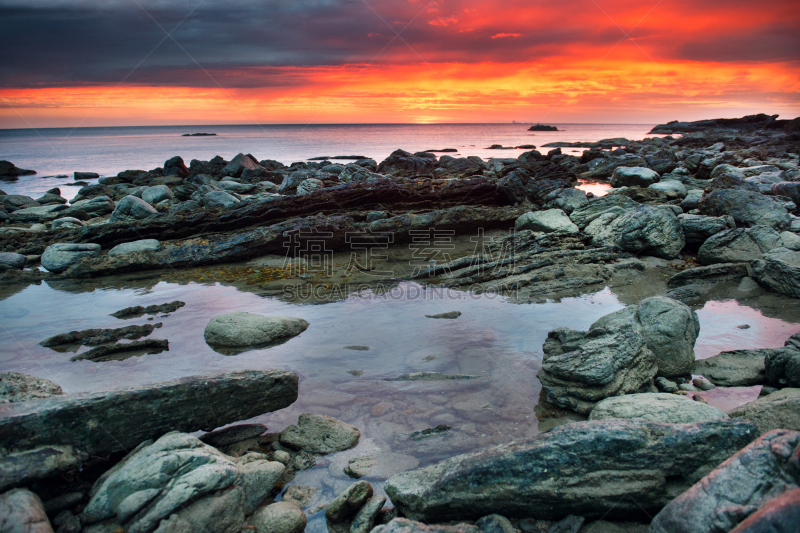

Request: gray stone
left=217, top=180, right=256, bottom=194
left=163, top=155, right=189, bottom=178
left=599, top=206, right=685, bottom=259
left=281, top=485, right=316, bottom=508
left=8, top=204, right=67, bottom=223
left=694, top=350, right=771, bottom=386
left=778, top=231, right=800, bottom=251
left=221, top=153, right=263, bottom=178
left=569, top=195, right=638, bottom=228
left=515, top=209, right=579, bottom=233
left=350, top=494, right=387, bottom=533
left=0, top=252, right=26, bottom=270
left=765, top=347, right=800, bottom=388
left=0, top=445, right=87, bottom=492
left=476, top=514, right=516, bottom=533
left=199, top=423, right=268, bottom=447
left=296, top=178, right=324, bottom=195
left=728, top=488, right=800, bottom=533
left=650, top=429, right=800, bottom=533
left=384, top=418, right=757, bottom=522
left=279, top=413, right=360, bottom=454
left=545, top=188, right=588, bottom=214
left=698, top=226, right=782, bottom=265
left=548, top=515, right=585, bottom=533
left=679, top=189, right=704, bottom=211
left=204, top=312, right=308, bottom=348
left=325, top=480, right=373, bottom=522
left=203, top=190, right=240, bottom=209
left=610, top=167, right=660, bottom=188
left=110, top=195, right=158, bottom=222
left=655, top=377, right=678, bottom=393
left=41, top=243, right=101, bottom=273
left=0, top=194, right=39, bottom=212
left=108, top=239, right=161, bottom=256
left=252, top=501, right=306, bottom=533
left=0, top=488, right=53, bottom=533
left=649, top=180, right=686, bottom=197
left=678, top=214, right=734, bottom=244
left=68, top=196, right=115, bottom=217
left=633, top=296, right=700, bottom=377
left=141, top=185, right=173, bottom=205
left=753, top=248, right=800, bottom=298
left=425, top=311, right=462, bottom=319
left=0, top=370, right=298, bottom=455
left=50, top=217, right=84, bottom=229
left=701, top=189, right=790, bottom=230
left=335, top=452, right=419, bottom=480
left=589, top=393, right=727, bottom=424
left=373, top=519, right=479, bottom=533
left=0, top=372, right=63, bottom=403
left=728, top=388, right=800, bottom=433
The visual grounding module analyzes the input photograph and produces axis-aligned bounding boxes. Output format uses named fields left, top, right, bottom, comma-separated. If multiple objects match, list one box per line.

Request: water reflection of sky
left=576, top=179, right=611, bottom=197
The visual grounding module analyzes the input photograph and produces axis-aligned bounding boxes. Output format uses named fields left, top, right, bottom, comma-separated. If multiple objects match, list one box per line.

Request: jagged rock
left=0, top=488, right=53, bottom=532
left=515, top=209, right=579, bottom=233
left=753, top=248, right=800, bottom=298
left=69, top=338, right=169, bottom=361
left=110, top=300, right=185, bottom=318
left=583, top=154, right=648, bottom=179
left=697, top=226, right=782, bottom=264
left=0, top=370, right=298, bottom=455
left=40, top=323, right=159, bottom=347
left=678, top=214, right=735, bottom=244
left=608, top=206, right=685, bottom=259
left=650, top=429, right=800, bottom=533
left=325, top=480, right=373, bottom=522
left=771, top=181, right=800, bottom=205
left=204, top=313, right=308, bottom=348
left=544, top=188, right=588, bottom=214
left=279, top=413, right=360, bottom=454
left=569, top=196, right=639, bottom=228
left=377, top=149, right=436, bottom=177
left=252, top=501, right=306, bottom=533
left=588, top=393, right=727, bottom=424
left=765, top=345, right=800, bottom=388
left=694, top=349, right=771, bottom=386
left=610, top=167, right=660, bottom=188
left=41, top=243, right=100, bottom=273
left=728, top=388, right=800, bottom=433
left=110, top=195, right=158, bottom=222
left=700, top=189, right=790, bottom=230
left=163, top=156, right=189, bottom=178
left=221, top=153, right=263, bottom=178
left=384, top=419, right=757, bottom=522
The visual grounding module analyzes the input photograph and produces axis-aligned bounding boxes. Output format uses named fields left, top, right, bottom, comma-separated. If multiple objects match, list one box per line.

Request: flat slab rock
left=589, top=393, right=727, bottom=424
left=727, top=387, right=800, bottom=433
left=384, top=418, right=757, bottom=522
left=279, top=413, right=360, bottom=454
left=0, top=370, right=298, bottom=455
left=0, top=372, right=63, bottom=403
left=0, top=445, right=87, bottom=492
left=693, top=349, right=771, bottom=386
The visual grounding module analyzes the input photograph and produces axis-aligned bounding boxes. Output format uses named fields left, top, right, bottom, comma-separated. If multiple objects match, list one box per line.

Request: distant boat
left=528, top=124, right=558, bottom=131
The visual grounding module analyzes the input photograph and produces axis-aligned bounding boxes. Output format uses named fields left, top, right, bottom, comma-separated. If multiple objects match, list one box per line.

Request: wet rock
left=589, top=393, right=727, bottom=423
left=476, top=514, right=516, bottom=533
left=110, top=300, right=185, bottom=318
left=607, top=205, right=685, bottom=259
left=515, top=209, right=579, bottom=233
left=631, top=296, right=700, bottom=377
left=610, top=167, right=660, bottom=188
left=279, top=413, right=360, bottom=454
left=0, top=252, right=26, bottom=270
left=108, top=238, right=161, bottom=256
left=109, top=195, right=158, bottom=222
left=654, top=377, right=679, bottom=393
left=74, top=171, right=99, bottom=180
left=425, top=311, right=461, bottom=319
left=410, top=424, right=452, bottom=440
left=384, top=418, right=757, bottom=522
left=50, top=217, right=84, bottom=229
left=678, top=213, right=735, bottom=244
left=385, top=372, right=479, bottom=382
left=0, top=488, right=53, bottom=533
left=378, top=149, right=436, bottom=177
left=0, top=160, right=36, bottom=178
left=281, top=485, right=317, bottom=508
left=141, top=184, right=174, bottom=204
left=163, top=155, right=189, bottom=178
left=221, top=153, right=263, bottom=178
left=693, top=377, right=716, bottom=390
left=753, top=248, right=800, bottom=298
left=8, top=204, right=67, bottom=223
left=728, top=488, right=800, bottom=533
left=697, top=226, right=782, bottom=264
left=351, top=494, right=387, bottom=533
left=70, top=338, right=169, bottom=361
left=0, top=370, right=298, bottom=455
left=650, top=429, right=799, bottom=533
left=41, top=243, right=101, bottom=273
left=548, top=515, right=585, bottom=533
left=728, top=388, right=800, bottom=433
left=40, top=323, right=160, bottom=347
left=200, top=423, right=268, bottom=447
left=666, top=262, right=750, bottom=302
left=374, top=518, right=480, bottom=533
left=0, top=372, right=63, bottom=404
left=544, top=188, right=588, bottom=214
left=0, top=445, right=86, bottom=492
left=336, top=452, right=419, bottom=480
left=693, top=349, right=770, bottom=386
left=700, top=189, right=790, bottom=230
left=204, top=312, right=309, bottom=348
left=291, top=451, right=316, bottom=471
left=326, top=480, right=373, bottom=522
left=252, top=501, right=306, bottom=533
left=765, top=347, right=800, bottom=388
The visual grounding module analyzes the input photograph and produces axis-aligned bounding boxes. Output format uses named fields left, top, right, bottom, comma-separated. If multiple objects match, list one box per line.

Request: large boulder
left=203, top=190, right=240, bottom=209
left=0, top=488, right=53, bottom=532
left=650, top=429, right=800, bottom=533
left=693, top=349, right=771, bottom=386
left=628, top=296, right=700, bottom=377
left=765, top=346, right=800, bottom=388
left=204, top=313, right=308, bottom=348
left=678, top=214, right=735, bottom=244
left=279, top=413, right=360, bottom=454
left=589, top=393, right=727, bottom=424
left=377, top=149, right=436, bottom=177
left=0, top=194, right=38, bottom=212
left=697, top=226, right=782, bottom=264
left=141, top=185, right=174, bottom=205
left=771, top=181, right=800, bottom=205
left=81, top=432, right=284, bottom=532
left=0, top=160, right=36, bottom=178
left=0, top=370, right=298, bottom=455
left=587, top=206, right=685, bottom=259
left=545, top=188, right=587, bottom=214
left=0, top=252, right=26, bottom=271
left=753, top=248, right=800, bottom=298
left=496, top=168, right=540, bottom=205
left=110, top=195, right=158, bottom=222
left=700, top=189, right=790, bottom=230
left=384, top=419, right=757, bottom=522
left=41, top=243, right=101, bottom=273
left=569, top=195, right=638, bottom=228
left=163, top=155, right=189, bottom=178
left=610, top=167, right=660, bottom=188
left=727, top=388, right=800, bottom=433
left=514, top=209, right=578, bottom=233
left=221, top=153, right=263, bottom=178
left=108, top=239, right=161, bottom=257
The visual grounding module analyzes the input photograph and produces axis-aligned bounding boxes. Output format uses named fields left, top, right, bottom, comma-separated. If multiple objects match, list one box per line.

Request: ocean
left=0, top=123, right=657, bottom=197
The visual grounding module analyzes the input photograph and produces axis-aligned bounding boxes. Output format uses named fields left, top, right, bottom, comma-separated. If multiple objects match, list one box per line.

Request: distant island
left=528, top=124, right=558, bottom=131
left=182, top=133, right=217, bottom=136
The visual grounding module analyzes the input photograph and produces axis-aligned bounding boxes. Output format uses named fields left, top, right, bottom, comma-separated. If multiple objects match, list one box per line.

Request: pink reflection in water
left=576, top=180, right=611, bottom=197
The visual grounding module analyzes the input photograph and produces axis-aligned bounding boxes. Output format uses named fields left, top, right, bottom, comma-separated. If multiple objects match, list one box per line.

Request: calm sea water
left=0, top=123, right=655, bottom=196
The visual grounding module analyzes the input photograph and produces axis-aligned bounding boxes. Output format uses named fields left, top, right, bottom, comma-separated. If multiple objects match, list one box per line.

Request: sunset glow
left=1, top=0, right=798, bottom=127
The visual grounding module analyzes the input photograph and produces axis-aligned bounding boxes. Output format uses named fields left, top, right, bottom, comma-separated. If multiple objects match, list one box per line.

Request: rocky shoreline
left=2, top=113, right=800, bottom=532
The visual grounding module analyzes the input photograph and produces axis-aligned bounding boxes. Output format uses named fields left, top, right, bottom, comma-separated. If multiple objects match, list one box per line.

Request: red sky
left=0, top=0, right=798, bottom=128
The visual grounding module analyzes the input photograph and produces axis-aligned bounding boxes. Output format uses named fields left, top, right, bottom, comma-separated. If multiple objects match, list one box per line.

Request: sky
left=0, top=0, right=799, bottom=128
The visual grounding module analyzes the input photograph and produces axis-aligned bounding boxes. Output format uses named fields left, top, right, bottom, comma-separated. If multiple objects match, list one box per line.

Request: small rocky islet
left=2, top=113, right=800, bottom=531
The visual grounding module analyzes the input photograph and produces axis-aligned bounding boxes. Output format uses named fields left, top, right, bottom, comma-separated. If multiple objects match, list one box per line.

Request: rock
left=0, top=445, right=87, bottom=492
left=81, top=433, right=281, bottom=532
left=111, top=300, right=185, bottom=318
left=279, top=413, right=360, bottom=454
left=607, top=206, right=686, bottom=259
left=41, top=243, right=101, bottom=273
left=700, top=189, right=790, bottom=230
left=0, top=252, right=26, bottom=271
left=8, top=204, right=67, bottom=223
left=221, top=153, right=263, bottom=178
left=217, top=180, right=256, bottom=194
left=680, top=189, right=704, bottom=211
left=203, top=190, right=240, bottom=209
left=204, top=312, right=308, bottom=348
left=728, top=388, right=800, bottom=433
left=51, top=217, right=84, bottom=229
left=697, top=226, right=782, bottom=264
left=350, top=494, right=387, bottom=533
left=281, top=485, right=316, bottom=508
left=336, top=452, right=420, bottom=480
left=610, top=167, right=660, bottom=188
left=374, top=518, right=479, bottom=533
left=648, top=180, right=687, bottom=197
left=0, top=194, right=39, bottom=212
left=200, top=423, right=268, bottom=447
left=548, top=515, right=585, bottom=533
left=584, top=154, right=648, bottom=179
left=377, top=149, right=436, bottom=177
left=74, top=171, right=99, bottom=180
left=649, top=429, right=800, bottom=533
left=666, top=263, right=750, bottom=301
left=385, top=372, right=479, bottom=382
left=107, top=239, right=161, bottom=257
left=693, top=349, right=770, bottom=386
left=425, top=311, right=461, bottom=319
left=252, top=501, right=306, bottom=533
left=0, top=488, right=53, bottom=533
left=765, top=347, right=800, bottom=388
left=729, top=488, right=800, bottom=533
left=67, top=195, right=115, bottom=218
left=693, top=377, right=715, bottom=390
left=515, top=209, right=579, bottom=233
left=141, top=185, right=174, bottom=204
left=655, top=377, right=679, bottom=393
left=632, top=296, right=700, bottom=377
left=753, top=248, right=800, bottom=298
left=0, top=372, right=63, bottom=403
left=496, top=168, right=541, bottom=204
left=545, top=188, right=588, bottom=214
left=296, top=177, right=324, bottom=195
left=110, top=195, right=158, bottom=222
left=0, top=370, right=298, bottom=455
left=0, top=160, right=36, bottom=178
left=589, top=393, right=727, bottom=423
left=344, top=455, right=376, bottom=478
left=326, top=480, right=373, bottom=522
left=163, top=156, right=189, bottom=178
left=678, top=214, right=734, bottom=244
left=70, top=183, right=114, bottom=203
left=771, top=181, right=800, bottom=204
left=476, top=514, right=516, bottom=533
left=40, top=323, right=160, bottom=347
left=384, top=418, right=757, bottom=522
left=580, top=520, right=648, bottom=533
left=779, top=231, right=800, bottom=251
